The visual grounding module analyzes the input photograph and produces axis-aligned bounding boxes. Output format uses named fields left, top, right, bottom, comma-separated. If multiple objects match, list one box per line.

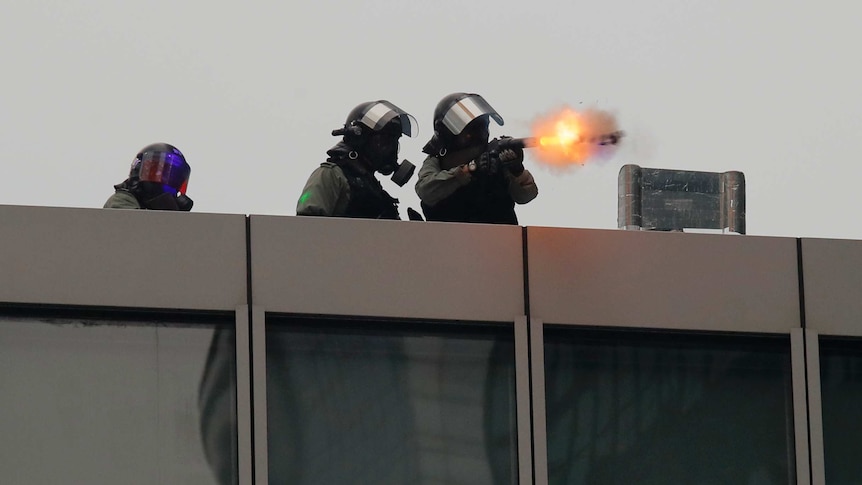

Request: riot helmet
left=131, top=143, right=191, bottom=196
left=332, top=100, right=419, bottom=186
left=423, top=93, right=504, bottom=155
left=336, top=100, right=419, bottom=140
left=126, top=143, right=193, bottom=211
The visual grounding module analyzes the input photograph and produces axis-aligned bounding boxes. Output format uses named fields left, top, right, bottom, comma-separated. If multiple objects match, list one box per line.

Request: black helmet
left=333, top=100, right=418, bottom=146
left=330, top=101, right=418, bottom=183
left=129, top=143, right=191, bottom=195
left=423, top=93, right=504, bottom=155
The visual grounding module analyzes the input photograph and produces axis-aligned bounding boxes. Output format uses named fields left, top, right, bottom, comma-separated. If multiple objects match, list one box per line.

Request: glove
left=499, top=148, right=525, bottom=175
left=471, top=151, right=496, bottom=175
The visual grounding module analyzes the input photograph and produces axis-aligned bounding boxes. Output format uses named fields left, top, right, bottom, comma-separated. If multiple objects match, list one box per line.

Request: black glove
left=499, top=148, right=525, bottom=175
left=471, top=151, right=497, bottom=175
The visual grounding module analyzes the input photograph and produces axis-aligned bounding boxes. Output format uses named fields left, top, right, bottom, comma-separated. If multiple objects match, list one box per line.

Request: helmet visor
left=138, top=152, right=191, bottom=195
left=359, top=101, right=419, bottom=137
left=441, top=94, right=504, bottom=135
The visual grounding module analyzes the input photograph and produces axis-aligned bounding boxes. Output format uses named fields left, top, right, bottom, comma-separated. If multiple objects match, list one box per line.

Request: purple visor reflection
left=139, top=152, right=191, bottom=194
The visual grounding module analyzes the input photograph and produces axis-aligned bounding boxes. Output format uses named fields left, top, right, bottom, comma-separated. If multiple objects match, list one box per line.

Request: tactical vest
left=336, top=161, right=400, bottom=220
left=422, top=171, right=518, bottom=225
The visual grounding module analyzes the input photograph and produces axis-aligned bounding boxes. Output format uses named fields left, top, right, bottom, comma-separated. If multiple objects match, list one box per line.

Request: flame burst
left=531, top=106, right=622, bottom=167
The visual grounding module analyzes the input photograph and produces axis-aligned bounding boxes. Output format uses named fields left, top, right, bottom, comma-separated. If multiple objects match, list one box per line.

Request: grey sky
left=3, top=1, right=861, bottom=239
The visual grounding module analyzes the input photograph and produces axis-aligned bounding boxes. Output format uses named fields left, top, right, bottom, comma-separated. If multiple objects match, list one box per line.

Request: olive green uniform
left=103, top=190, right=141, bottom=209
left=296, top=162, right=351, bottom=216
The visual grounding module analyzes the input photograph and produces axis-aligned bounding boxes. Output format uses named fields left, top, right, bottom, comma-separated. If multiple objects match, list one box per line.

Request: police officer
left=296, top=100, right=418, bottom=219
left=103, top=143, right=193, bottom=211
left=415, top=92, right=538, bottom=224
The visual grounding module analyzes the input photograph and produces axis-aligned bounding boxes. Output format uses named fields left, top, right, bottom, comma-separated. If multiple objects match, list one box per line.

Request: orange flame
left=530, top=106, right=621, bottom=167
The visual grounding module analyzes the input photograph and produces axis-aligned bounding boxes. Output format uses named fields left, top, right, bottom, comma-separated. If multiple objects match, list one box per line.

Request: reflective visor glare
left=442, top=95, right=504, bottom=135
left=139, top=153, right=190, bottom=194
left=361, top=102, right=418, bottom=137
left=362, top=103, right=396, bottom=130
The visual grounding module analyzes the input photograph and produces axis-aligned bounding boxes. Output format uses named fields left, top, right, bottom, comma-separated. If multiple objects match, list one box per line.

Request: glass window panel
left=265, top=317, right=517, bottom=485
left=819, top=338, right=862, bottom=484
left=543, top=327, right=794, bottom=485
left=0, top=312, right=237, bottom=485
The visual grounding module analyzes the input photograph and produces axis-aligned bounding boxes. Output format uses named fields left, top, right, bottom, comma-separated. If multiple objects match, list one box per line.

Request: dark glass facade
left=265, top=317, right=517, bottom=485
left=820, top=338, right=862, bottom=484
left=0, top=313, right=237, bottom=485
left=543, top=328, right=794, bottom=485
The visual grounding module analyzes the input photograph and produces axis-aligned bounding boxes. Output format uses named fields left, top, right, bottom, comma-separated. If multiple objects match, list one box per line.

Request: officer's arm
left=507, top=169, right=538, bottom=204
left=414, top=156, right=472, bottom=207
left=296, top=165, right=349, bottom=216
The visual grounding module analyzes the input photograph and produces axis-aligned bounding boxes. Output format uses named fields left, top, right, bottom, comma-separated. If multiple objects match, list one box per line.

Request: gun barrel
left=499, top=131, right=623, bottom=150
left=500, top=137, right=537, bottom=149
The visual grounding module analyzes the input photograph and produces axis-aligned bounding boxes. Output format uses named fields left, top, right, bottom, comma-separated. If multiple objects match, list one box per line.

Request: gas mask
left=365, top=128, right=415, bottom=187
left=389, top=160, right=415, bottom=187
left=333, top=100, right=420, bottom=187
